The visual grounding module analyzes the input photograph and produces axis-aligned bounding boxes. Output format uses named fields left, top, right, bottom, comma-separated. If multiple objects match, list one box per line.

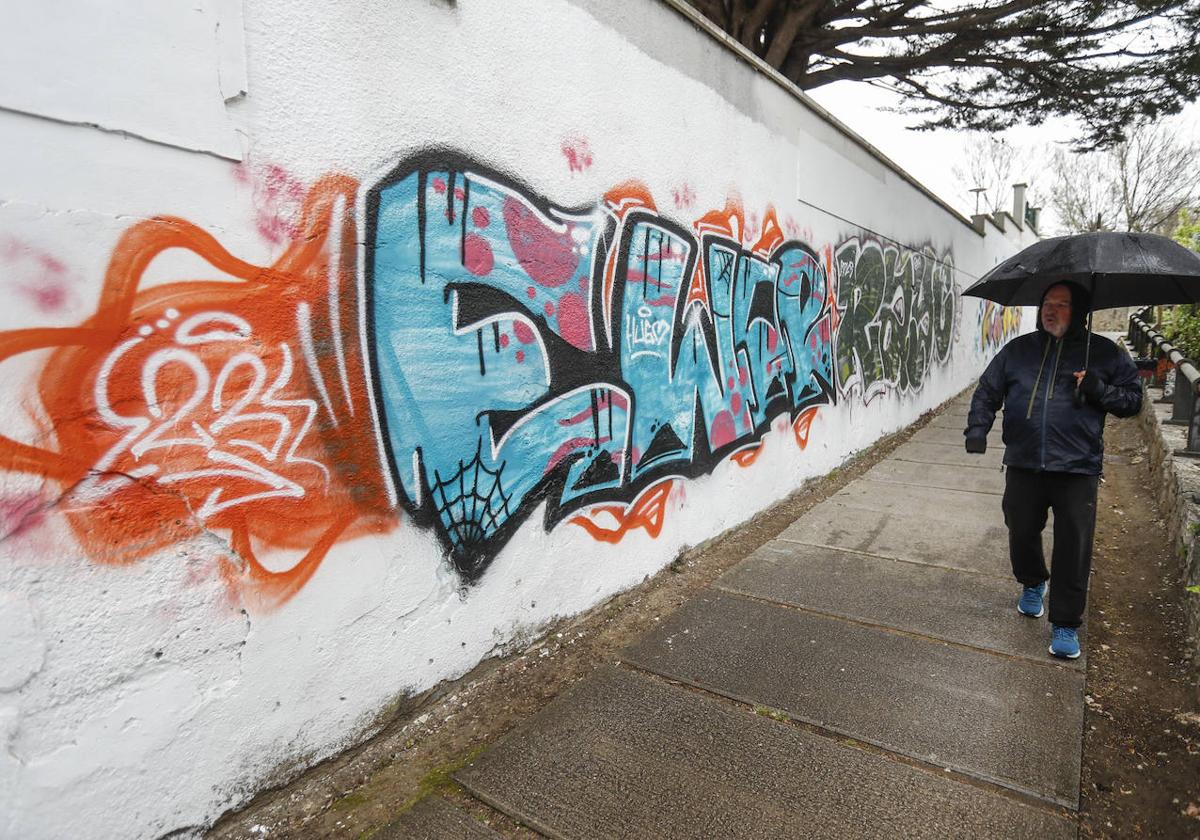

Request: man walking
left=964, top=282, right=1142, bottom=658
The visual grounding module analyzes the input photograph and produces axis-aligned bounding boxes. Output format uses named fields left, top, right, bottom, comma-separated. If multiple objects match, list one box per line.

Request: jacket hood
left=1035, top=281, right=1092, bottom=339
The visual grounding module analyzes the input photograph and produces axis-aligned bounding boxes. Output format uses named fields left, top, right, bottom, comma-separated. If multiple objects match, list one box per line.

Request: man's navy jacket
left=966, top=311, right=1143, bottom=476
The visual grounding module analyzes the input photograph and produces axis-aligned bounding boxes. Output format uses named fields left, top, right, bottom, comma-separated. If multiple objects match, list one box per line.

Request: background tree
left=683, top=0, right=1200, bottom=149
left=950, top=134, right=1043, bottom=216
left=1048, top=120, right=1200, bottom=234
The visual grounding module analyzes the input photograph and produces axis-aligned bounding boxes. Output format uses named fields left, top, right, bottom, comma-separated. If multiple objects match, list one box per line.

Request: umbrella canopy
left=962, top=231, right=1200, bottom=309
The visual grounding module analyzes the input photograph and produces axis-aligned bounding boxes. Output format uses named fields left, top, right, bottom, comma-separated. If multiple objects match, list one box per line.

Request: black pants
left=1002, top=467, right=1099, bottom=629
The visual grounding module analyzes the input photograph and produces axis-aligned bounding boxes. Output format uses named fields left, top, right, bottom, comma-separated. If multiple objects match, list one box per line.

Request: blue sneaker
left=1049, top=625, right=1081, bottom=659
left=1017, top=582, right=1046, bottom=617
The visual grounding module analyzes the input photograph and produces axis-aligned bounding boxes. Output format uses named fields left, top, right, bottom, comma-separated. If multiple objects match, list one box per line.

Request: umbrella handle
left=1075, top=307, right=1094, bottom=408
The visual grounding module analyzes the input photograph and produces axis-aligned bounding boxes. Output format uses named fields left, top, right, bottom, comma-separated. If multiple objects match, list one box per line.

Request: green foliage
left=1160, top=304, right=1200, bottom=361
left=1175, top=209, right=1200, bottom=253
left=1161, top=211, right=1200, bottom=358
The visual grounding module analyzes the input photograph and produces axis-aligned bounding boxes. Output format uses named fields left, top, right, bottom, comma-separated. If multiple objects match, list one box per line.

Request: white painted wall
left=0, top=1, right=1038, bottom=837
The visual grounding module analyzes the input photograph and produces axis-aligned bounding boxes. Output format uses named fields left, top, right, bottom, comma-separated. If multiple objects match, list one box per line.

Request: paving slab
left=827, top=479, right=1003, bottom=522
left=862, top=458, right=1006, bottom=494
left=456, top=667, right=1075, bottom=840
left=375, top=796, right=505, bottom=839
left=715, top=540, right=1083, bottom=669
left=777, top=495, right=1015, bottom=577
left=623, top=591, right=1084, bottom=807
left=892, top=439, right=1006, bottom=468
left=910, top=424, right=1001, bottom=447
left=930, top=412, right=996, bottom=430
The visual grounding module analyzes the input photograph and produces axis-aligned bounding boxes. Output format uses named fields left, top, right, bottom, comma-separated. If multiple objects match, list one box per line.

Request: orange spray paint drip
left=730, top=442, right=765, bottom=467
left=750, top=207, right=785, bottom=258
left=568, top=479, right=674, bottom=544
left=792, top=406, right=820, bottom=450
left=694, top=197, right=745, bottom=241
left=0, top=174, right=396, bottom=608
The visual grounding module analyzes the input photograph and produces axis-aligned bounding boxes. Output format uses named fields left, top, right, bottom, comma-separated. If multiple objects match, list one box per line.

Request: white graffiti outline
left=327, top=194, right=356, bottom=417
left=297, top=301, right=339, bottom=427
left=76, top=310, right=330, bottom=521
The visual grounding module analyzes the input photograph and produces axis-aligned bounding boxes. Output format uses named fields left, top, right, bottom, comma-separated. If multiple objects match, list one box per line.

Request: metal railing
left=1127, top=305, right=1200, bottom=456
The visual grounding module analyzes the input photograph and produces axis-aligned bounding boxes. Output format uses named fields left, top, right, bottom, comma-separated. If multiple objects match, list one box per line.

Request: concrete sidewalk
left=391, top=394, right=1084, bottom=838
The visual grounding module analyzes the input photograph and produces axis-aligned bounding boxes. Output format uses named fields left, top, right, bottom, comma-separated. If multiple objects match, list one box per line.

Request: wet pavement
left=395, top=393, right=1084, bottom=838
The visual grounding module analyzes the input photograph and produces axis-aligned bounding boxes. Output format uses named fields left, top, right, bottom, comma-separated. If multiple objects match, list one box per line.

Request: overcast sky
left=806, top=80, right=1200, bottom=234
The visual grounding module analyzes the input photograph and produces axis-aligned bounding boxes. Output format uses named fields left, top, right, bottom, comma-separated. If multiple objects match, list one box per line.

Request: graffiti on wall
left=0, top=177, right=396, bottom=608
left=368, top=155, right=836, bottom=578
left=832, top=236, right=957, bottom=404
left=0, top=152, right=955, bottom=604
left=977, top=300, right=1022, bottom=351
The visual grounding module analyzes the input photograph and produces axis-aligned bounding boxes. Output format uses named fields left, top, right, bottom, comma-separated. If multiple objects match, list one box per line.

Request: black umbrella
left=963, top=230, right=1200, bottom=308
left=962, top=230, right=1200, bottom=404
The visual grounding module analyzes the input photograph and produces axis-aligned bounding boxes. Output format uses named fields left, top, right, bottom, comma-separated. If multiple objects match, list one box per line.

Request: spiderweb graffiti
left=429, top=441, right=513, bottom=574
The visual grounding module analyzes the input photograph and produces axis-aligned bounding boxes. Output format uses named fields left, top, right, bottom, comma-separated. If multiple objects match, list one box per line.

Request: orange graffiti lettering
left=568, top=479, right=674, bottom=544
left=730, top=443, right=765, bottom=467
left=0, top=174, right=396, bottom=608
left=792, top=406, right=819, bottom=450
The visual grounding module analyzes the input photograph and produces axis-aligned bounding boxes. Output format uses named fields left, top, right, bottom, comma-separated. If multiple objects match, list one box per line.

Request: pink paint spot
left=556, top=292, right=590, bottom=350
left=544, top=300, right=556, bottom=317
left=503, top=198, right=579, bottom=287
left=514, top=322, right=536, bottom=344
left=20, top=283, right=67, bottom=313
left=727, top=376, right=735, bottom=389
left=710, top=411, right=737, bottom=449
left=463, top=234, right=494, bottom=276
left=0, top=493, right=45, bottom=538
left=516, top=350, right=526, bottom=363
left=672, top=184, right=696, bottom=210
left=766, top=327, right=779, bottom=353
left=473, top=206, right=491, bottom=228
left=745, top=212, right=760, bottom=244
left=526, top=286, right=537, bottom=299
left=738, top=367, right=748, bottom=386
left=499, top=333, right=510, bottom=348
left=235, top=162, right=305, bottom=246
left=37, top=253, right=66, bottom=274
left=432, top=178, right=447, bottom=194
left=731, top=392, right=742, bottom=415
left=561, top=135, right=594, bottom=173
left=1, top=236, right=74, bottom=313
left=454, top=188, right=465, bottom=200
left=742, top=407, right=752, bottom=428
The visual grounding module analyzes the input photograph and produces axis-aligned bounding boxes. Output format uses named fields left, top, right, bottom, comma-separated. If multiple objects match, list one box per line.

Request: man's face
left=1041, top=285, right=1072, bottom=338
